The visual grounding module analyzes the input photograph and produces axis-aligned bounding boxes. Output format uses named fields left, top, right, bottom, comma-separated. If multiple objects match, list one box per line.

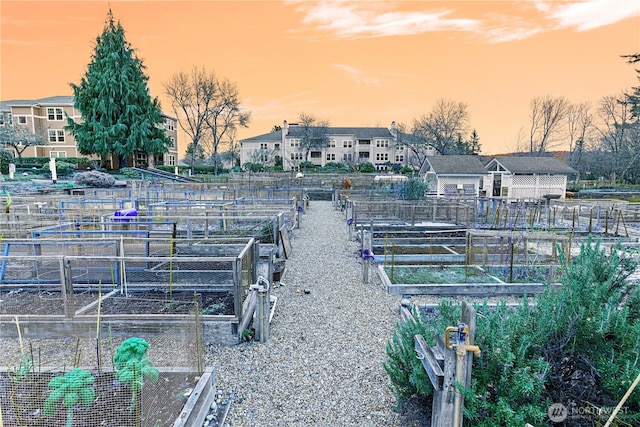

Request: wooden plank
left=172, top=368, right=215, bottom=427
left=388, top=282, right=549, bottom=296
left=461, top=301, right=477, bottom=388
left=414, top=335, right=444, bottom=390
left=431, top=335, right=456, bottom=427
left=399, top=306, right=413, bottom=322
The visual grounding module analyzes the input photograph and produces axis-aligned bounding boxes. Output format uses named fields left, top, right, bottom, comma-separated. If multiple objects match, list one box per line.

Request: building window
left=358, top=140, right=370, bottom=145
left=329, top=139, right=336, bottom=148
left=358, top=152, right=370, bottom=159
left=395, top=154, right=404, bottom=162
left=310, top=151, right=321, bottom=158
left=376, top=139, right=389, bottom=148
left=168, top=155, right=176, bottom=166
left=343, top=153, right=353, bottom=162
left=0, top=113, right=12, bottom=126
left=168, top=136, right=175, bottom=147
left=50, top=151, right=67, bottom=158
left=165, top=118, right=175, bottom=130
left=326, top=153, right=336, bottom=161
left=274, top=143, right=280, bottom=150
left=48, top=129, right=65, bottom=142
left=376, top=153, right=389, bottom=161
left=17, top=116, right=27, bottom=125
left=343, top=140, right=352, bottom=148
left=290, top=152, right=303, bottom=161
left=290, top=139, right=300, bottom=147
left=47, top=108, right=63, bottom=121
left=260, top=143, right=268, bottom=150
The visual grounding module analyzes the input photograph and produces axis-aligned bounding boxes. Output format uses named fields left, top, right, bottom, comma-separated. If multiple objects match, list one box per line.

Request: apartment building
left=0, top=96, right=178, bottom=169
left=239, top=120, right=434, bottom=172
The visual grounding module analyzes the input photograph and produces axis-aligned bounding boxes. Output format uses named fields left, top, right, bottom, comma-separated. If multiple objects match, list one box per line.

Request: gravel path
left=205, top=200, right=424, bottom=426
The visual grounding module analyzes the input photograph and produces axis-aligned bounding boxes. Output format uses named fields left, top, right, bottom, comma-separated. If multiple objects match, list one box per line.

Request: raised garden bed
left=0, top=290, right=98, bottom=315
left=0, top=368, right=215, bottom=427
left=380, top=265, right=552, bottom=296
left=82, top=290, right=235, bottom=315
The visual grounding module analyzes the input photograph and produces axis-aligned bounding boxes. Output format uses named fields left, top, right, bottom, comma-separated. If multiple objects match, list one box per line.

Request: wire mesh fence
left=2, top=319, right=203, bottom=427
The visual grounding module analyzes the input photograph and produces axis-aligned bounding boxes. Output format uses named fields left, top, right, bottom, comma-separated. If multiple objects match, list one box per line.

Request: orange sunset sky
left=1, top=1, right=639, bottom=156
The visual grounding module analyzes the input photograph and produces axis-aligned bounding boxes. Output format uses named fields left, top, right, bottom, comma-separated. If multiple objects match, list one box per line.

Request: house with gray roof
left=418, top=155, right=487, bottom=196
left=484, top=156, right=577, bottom=199
left=239, top=120, right=434, bottom=172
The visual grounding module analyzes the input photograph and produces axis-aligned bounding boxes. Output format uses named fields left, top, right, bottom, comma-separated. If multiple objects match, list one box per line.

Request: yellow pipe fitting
left=467, top=345, right=481, bottom=357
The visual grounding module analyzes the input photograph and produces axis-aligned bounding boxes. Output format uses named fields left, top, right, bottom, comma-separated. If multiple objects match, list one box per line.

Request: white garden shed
left=419, top=155, right=487, bottom=197
left=484, top=156, right=577, bottom=200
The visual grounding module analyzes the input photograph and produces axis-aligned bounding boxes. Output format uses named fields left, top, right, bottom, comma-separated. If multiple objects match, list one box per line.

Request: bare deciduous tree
left=596, top=93, right=637, bottom=181
left=297, top=112, right=330, bottom=164
left=528, top=95, right=571, bottom=155
left=566, top=102, right=596, bottom=173
left=164, top=66, right=217, bottom=173
left=411, top=99, right=471, bottom=155
left=205, top=78, right=251, bottom=175
left=164, top=66, right=250, bottom=175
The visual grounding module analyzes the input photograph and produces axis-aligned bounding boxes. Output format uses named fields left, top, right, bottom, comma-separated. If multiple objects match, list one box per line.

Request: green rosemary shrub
left=385, top=236, right=640, bottom=424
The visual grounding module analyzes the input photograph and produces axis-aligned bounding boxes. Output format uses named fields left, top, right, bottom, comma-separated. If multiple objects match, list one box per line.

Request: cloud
left=535, top=0, right=640, bottom=31
left=244, top=92, right=320, bottom=122
left=332, top=64, right=381, bottom=87
left=293, top=1, right=479, bottom=39
left=289, top=1, right=639, bottom=43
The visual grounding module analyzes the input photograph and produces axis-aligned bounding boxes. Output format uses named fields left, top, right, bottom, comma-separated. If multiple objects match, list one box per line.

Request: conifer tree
left=66, top=10, right=170, bottom=169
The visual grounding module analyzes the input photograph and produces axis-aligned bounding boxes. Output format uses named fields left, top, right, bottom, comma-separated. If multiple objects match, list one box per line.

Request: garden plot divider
left=1, top=321, right=215, bottom=427
left=346, top=198, right=477, bottom=228
left=0, top=238, right=260, bottom=344
left=375, top=229, right=570, bottom=296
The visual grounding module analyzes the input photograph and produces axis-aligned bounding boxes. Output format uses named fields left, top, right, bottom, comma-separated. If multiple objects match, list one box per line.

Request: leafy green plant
left=256, top=220, right=275, bottom=243
left=118, top=167, right=142, bottom=178
left=43, top=368, right=95, bottom=427
left=399, top=177, right=426, bottom=200
left=0, top=148, right=14, bottom=174
left=114, top=337, right=159, bottom=412
left=8, top=353, right=33, bottom=381
left=383, top=302, right=459, bottom=404
left=202, top=302, right=227, bottom=315
left=358, top=162, right=376, bottom=173
left=241, top=328, right=255, bottom=342
left=42, top=160, right=76, bottom=177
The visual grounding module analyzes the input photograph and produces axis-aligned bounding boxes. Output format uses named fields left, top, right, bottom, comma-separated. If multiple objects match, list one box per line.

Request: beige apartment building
left=239, top=120, right=434, bottom=172
left=0, top=96, right=178, bottom=169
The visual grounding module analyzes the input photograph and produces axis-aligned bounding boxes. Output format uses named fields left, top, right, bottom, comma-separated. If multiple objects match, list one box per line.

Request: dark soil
left=395, top=395, right=431, bottom=426
left=0, top=290, right=98, bottom=315
left=0, top=371, right=198, bottom=427
left=542, top=353, right=632, bottom=426
left=94, top=290, right=235, bottom=315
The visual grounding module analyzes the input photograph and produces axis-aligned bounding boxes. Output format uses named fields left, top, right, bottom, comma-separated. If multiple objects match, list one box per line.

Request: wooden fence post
left=415, top=301, right=478, bottom=427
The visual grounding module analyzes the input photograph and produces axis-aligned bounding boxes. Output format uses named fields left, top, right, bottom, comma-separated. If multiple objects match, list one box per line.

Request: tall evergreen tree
left=623, top=53, right=640, bottom=119
left=66, top=10, right=170, bottom=169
